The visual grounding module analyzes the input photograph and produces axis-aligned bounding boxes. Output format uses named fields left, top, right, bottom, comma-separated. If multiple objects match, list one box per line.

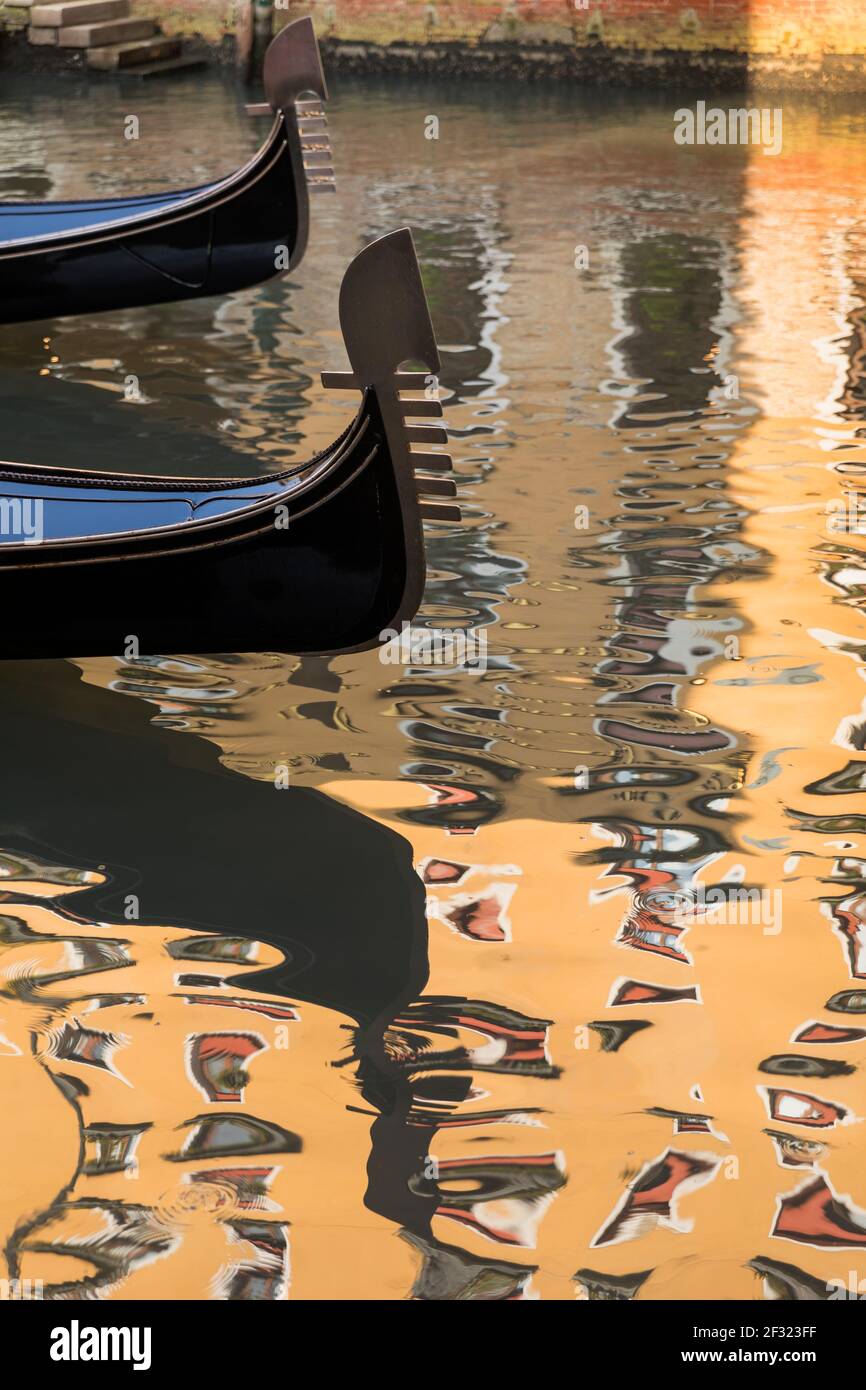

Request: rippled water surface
left=2, top=67, right=866, bottom=1300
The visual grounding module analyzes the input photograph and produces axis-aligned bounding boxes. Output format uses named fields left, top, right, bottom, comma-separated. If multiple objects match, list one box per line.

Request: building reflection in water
left=3, top=78, right=866, bottom=1298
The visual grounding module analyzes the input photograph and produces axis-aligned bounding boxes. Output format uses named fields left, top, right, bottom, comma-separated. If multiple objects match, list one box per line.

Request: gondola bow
left=0, top=229, right=460, bottom=658
left=0, top=17, right=332, bottom=325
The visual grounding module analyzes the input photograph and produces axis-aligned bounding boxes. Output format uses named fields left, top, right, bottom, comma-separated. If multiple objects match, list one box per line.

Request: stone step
left=114, top=54, right=208, bottom=79
left=30, top=0, right=129, bottom=27
left=58, top=16, right=155, bottom=47
left=28, top=24, right=59, bottom=43
left=87, top=35, right=181, bottom=69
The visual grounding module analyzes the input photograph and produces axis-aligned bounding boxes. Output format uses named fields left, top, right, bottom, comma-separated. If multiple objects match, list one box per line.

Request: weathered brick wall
left=131, top=0, right=866, bottom=58
left=126, top=0, right=239, bottom=42
left=288, top=0, right=750, bottom=49
left=748, top=0, right=866, bottom=57
left=2, top=0, right=864, bottom=57
left=113, top=1, right=866, bottom=80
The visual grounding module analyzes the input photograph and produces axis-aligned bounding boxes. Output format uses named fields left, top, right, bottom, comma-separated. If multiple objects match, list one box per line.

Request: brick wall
left=266, top=1, right=753, bottom=50
left=123, top=0, right=236, bottom=42
left=121, top=1, right=866, bottom=80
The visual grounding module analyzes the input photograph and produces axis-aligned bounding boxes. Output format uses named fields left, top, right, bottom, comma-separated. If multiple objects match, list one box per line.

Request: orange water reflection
left=2, top=74, right=866, bottom=1299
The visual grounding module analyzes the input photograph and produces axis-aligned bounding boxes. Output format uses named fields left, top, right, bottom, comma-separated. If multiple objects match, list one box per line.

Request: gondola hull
left=0, top=398, right=412, bottom=659
left=0, top=230, right=459, bottom=660
left=0, top=18, right=331, bottom=326
left=0, top=131, right=301, bottom=326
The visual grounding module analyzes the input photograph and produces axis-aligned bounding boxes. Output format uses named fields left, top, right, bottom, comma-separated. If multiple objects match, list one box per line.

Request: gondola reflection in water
left=0, top=17, right=333, bottom=325
left=0, top=229, right=459, bottom=658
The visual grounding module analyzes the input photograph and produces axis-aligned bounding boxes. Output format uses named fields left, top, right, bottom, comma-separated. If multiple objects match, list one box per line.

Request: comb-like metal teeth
left=302, top=114, right=334, bottom=190
left=409, top=451, right=453, bottom=472
left=320, top=370, right=458, bottom=519
left=290, top=95, right=333, bottom=186
left=420, top=502, right=461, bottom=523
left=405, top=424, right=449, bottom=446
left=400, top=398, right=443, bottom=418
left=411, top=386, right=458, bottom=515
left=414, top=475, right=457, bottom=499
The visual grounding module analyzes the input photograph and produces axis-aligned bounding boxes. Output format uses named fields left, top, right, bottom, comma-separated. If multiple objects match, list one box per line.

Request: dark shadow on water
left=0, top=659, right=442, bottom=1264
left=0, top=659, right=428, bottom=1038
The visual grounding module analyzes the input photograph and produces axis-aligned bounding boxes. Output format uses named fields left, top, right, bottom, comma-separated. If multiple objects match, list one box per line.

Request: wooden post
left=235, top=0, right=254, bottom=79
left=252, top=0, right=274, bottom=71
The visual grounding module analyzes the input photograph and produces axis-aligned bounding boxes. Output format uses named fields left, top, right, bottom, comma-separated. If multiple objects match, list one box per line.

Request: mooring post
left=236, top=0, right=274, bottom=82
left=253, top=0, right=275, bottom=69
left=235, top=0, right=254, bottom=78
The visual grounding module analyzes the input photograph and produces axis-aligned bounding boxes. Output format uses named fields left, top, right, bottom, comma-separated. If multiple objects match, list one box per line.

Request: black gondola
left=0, top=17, right=333, bottom=326
left=0, top=229, right=460, bottom=659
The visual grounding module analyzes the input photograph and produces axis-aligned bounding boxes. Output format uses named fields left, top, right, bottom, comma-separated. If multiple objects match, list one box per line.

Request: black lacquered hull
left=0, top=18, right=331, bottom=325
left=0, top=230, right=458, bottom=661
left=0, top=407, right=415, bottom=660
left=0, top=122, right=301, bottom=327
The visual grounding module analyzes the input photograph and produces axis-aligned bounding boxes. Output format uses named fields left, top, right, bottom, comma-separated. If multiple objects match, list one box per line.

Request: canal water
left=1, top=67, right=865, bottom=1300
